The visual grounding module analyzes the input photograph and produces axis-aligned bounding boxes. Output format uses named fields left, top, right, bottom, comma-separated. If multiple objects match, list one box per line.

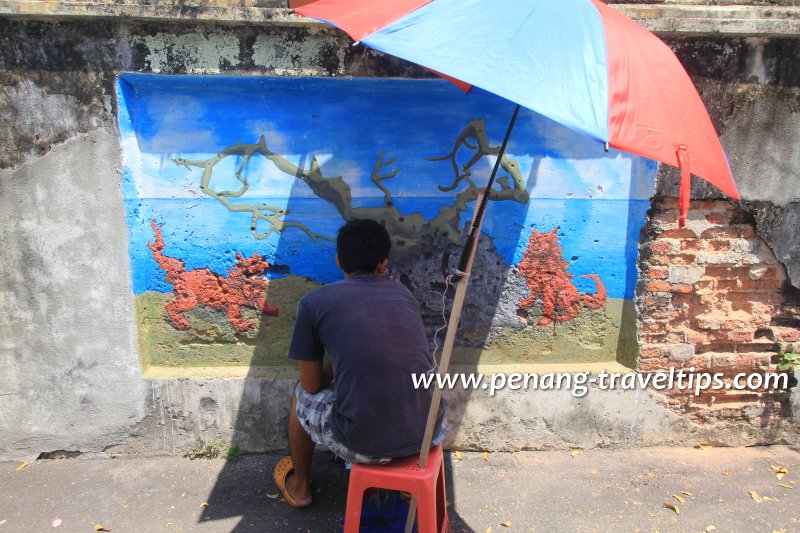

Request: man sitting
left=274, top=219, right=448, bottom=508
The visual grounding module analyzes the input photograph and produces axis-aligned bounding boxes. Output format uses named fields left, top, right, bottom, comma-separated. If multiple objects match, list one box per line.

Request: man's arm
left=298, top=359, right=334, bottom=394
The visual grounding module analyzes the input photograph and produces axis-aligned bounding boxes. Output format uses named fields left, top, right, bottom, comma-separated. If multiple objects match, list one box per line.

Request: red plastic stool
left=344, top=444, right=448, bottom=533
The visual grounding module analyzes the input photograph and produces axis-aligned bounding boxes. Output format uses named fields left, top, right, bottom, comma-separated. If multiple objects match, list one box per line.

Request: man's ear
left=375, top=258, right=389, bottom=275
left=335, top=253, right=342, bottom=271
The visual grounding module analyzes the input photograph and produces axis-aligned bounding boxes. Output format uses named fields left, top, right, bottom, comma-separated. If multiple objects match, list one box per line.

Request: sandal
left=273, top=456, right=312, bottom=508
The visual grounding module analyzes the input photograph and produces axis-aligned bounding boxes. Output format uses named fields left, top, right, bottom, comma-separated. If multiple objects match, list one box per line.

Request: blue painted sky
left=118, top=74, right=657, bottom=300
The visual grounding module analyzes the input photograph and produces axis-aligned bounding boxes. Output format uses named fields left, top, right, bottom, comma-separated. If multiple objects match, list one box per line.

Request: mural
left=117, top=74, right=656, bottom=370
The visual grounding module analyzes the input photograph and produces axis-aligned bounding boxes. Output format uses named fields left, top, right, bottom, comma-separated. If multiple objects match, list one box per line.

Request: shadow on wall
left=116, top=74, right=656, bottom=529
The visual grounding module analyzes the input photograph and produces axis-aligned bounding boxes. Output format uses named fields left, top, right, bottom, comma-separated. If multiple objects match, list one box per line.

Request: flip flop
left=273, top=456, right=312, bottom=508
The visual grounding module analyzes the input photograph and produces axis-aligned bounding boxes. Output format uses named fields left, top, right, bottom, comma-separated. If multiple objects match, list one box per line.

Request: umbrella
left=288, top=1, right=742, bottom=525
left=291, top=0, right=740, bottom=226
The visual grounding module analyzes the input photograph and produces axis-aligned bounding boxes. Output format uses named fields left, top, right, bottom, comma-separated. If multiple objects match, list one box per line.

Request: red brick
left=670, top=253, right=699, bottom=266
left=728, top=292, right=782, bottom=304
left=711, top=354, right=736, bottom=367
left=648, top=255, right=672, bottom=266
left=730, top=301, right=753, bottom=314
left=706, top=212, right=731, bottom=225
left=686, top=330, right=708, bottom=344
left=670, top=284, right=694, bottom=294
left=647, top=266, right=669, bottom=280
left=652, top=210, right=678, bottom=224
left=642, top=333, right=668, bottom=344
left=659, top=197, right=679, bottom=209
left=672, top=293, right=693, bottom=306
left=665, top=331, right=689, bottom=343
left=695, top=279, right=716, bottom=291
left=646, top=281, right=672, bottom=292
left=707, top=240, right=731, bottom=252
left=717, top=279, right=742, bottom=291
left=687, top=355, right=710, bottom=369
left=661, top=228, right=699, bottom=239
left=749, top=266, right=781, bottom=280
left=639, top=346, right=663, bottom=359
left=704, top=266, right=750, bottom=279
left=753, top=279, right=784, bottom=291
left=721, top=319, right=746, bottom=330
left=700, top=227, right=742, bottom=239
left=729, top=330, right=756, bottom=343
left=695, top=343, right=737, bottom=354
left=773, top=327, right=800, bottom=343
left=738, top=225, right=756, bottom=238
left=696, top=293, right=718, bottom=306
left=637, top=358, right=670, bottom=372
left=651, top=240, right=678, bottom=254
left=641, top=322, right=664, bottom=333
left=681, top=240, right=702, bottom=251
left=753, top=354, right=773, bottom=368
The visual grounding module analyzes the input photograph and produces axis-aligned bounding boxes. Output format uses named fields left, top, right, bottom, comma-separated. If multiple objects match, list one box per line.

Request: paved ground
left=1, top=446, right=798, bottom=533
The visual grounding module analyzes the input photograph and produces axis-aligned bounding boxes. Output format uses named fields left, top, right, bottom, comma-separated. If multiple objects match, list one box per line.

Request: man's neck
left=344, top=271, right=380, bottom=279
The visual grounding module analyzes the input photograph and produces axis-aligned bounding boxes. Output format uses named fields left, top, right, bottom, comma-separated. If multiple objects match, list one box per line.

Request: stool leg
left=343, top=476, right=366, bottom=533
left=436, top=461, right=447, bottom=532
left=415, top=483, right=438, bottom=533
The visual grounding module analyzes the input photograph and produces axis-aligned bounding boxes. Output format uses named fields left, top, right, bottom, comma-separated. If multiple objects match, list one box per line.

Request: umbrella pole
left=404, top=105, right=521, bottom=533
left=453, top=104, right=521, bottom=281
left=404, top=192, right=486, bottom=533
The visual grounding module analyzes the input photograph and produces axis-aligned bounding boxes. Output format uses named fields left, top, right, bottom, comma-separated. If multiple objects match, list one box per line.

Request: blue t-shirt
left=288, top=274, right=445, bottom=458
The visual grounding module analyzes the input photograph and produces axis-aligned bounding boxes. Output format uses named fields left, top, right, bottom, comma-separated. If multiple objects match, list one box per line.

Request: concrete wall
left=1, top=5, right=799, bottom=460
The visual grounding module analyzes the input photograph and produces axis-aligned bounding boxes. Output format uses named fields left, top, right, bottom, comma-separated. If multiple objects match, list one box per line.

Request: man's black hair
left=336, top=219, right=391, bottom=274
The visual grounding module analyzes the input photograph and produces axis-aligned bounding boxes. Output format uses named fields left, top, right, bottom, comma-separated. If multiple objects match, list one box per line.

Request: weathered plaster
left=107, top=372, right=798, bottom=458
left=0, top=129, right=148, bottom=460
left=252, top=27, right=347, bottom=76
left=135, top=31, right=242, bottom=74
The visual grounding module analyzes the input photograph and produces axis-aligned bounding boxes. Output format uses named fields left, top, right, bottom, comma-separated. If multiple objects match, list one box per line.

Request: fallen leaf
left=762, top=496, right=780, bottom=502
left=482, top=452, right=490, bottom=462
left=0, top=519, right=6, bottom=526
left=748, top=490, right=762, bottom=503
left=454, top=451, right=463, bottom=460
left=722, top=469, right=731, bottom=476
left=199, top=501, right=209, bottom=508
left=94, top=525, right=111, bottom=532
left=705, top=527, right=716, bottom=532
left=663, top=503, right=679, bottom=514
left=51, top=518, right=62, bottom=528
left=777, top=483, right=793, bottom=489
left=16, top=461, right=29, bottom=472
left=769, top=465, right=788, bottom=474
left=266, top=492, right=279, bottom=500
left=570, top=449, right=581, bottom=458
left=485, top=528, right=492, bottom=533
left=697, top=444, right=713, bottom=450
left=672, top=494, right=686, bottom=504
left=500, top=520, right=512, bottom=527
left=776, top=472, right=786, bottom=480
left=647, top=472, right=657, bottom=479
left=446, top=500, right=452, bottom=508
left=681, top=491, right=693, bottom=497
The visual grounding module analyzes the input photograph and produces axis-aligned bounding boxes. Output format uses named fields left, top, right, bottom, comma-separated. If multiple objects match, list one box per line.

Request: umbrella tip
left=604, top=142, right=609, bottom=153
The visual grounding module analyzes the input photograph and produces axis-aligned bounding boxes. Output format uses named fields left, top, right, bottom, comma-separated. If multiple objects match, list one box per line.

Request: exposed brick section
left=637, top=198, right=798, bottom=424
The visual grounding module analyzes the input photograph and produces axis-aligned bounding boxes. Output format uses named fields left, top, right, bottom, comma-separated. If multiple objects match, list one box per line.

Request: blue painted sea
left=126, top=196, right=649, bottom=300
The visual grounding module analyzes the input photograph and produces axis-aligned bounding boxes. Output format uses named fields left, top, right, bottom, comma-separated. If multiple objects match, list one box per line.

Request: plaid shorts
left=294, top=383, right=451, bottom=465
